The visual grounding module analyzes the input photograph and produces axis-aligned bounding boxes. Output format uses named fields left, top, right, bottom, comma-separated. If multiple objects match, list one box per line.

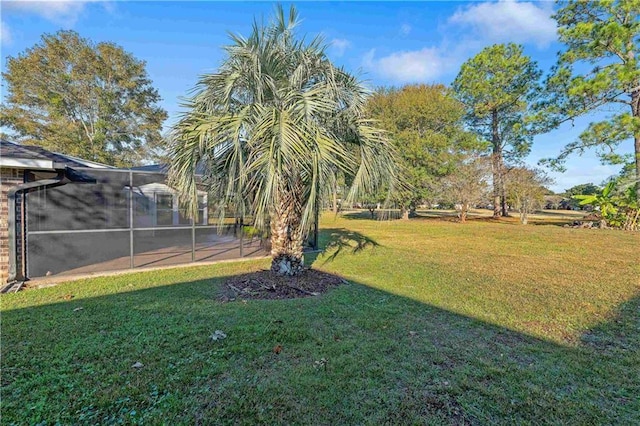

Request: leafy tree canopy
left=438, top=155, right=491, bottom=223
left=366, top=84, right=482, bottom=215
left=1, top=30, right=167, bottom=166
left=563, top=183, right=601, bottom=197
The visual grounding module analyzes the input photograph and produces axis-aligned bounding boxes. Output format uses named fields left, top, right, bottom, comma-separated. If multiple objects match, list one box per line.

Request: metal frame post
left=129, top=171, right=134, bottom=269
left=239, top=217, right=244, bottom=257
left=20, top=192, right=26, bottom=279
left=313, top=192, right=319, bottom=250
left=191, top=213, right=196, bottom=262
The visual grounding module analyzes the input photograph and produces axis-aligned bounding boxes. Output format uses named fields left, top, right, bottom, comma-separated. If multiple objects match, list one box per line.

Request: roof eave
left=0, top=158, right=55, bottom=170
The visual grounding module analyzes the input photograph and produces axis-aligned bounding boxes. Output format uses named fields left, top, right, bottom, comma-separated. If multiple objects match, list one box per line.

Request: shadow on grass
left=306, top=228, right=379, bottom=265
left=1, top=263, right=638, bottom=423
left=581, top=295, right=640, bottom=353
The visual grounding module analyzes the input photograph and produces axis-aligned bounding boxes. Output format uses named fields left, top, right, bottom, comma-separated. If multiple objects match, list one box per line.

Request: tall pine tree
left=453, top=44, right=542, bottom=218
left=544, top=0, right=640, bottom=199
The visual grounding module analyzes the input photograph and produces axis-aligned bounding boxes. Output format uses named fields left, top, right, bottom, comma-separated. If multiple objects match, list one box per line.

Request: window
left=155, top=193, right=173, bottom=226
left=197, top=195, right=207, bottom=225
left=134, top=194, right=151, bottom=215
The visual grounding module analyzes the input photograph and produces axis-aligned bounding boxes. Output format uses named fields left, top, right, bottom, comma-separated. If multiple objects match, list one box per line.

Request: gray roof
left=130, top=164, right=169, bottom=173
left=131, top=163, right=208, bottom=175
left=0, top=140, right=113, bottom=169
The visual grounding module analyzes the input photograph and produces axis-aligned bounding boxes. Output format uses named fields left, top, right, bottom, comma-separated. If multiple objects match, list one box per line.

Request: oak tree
left=1, top=30, right=167, bottom=166
left=366, top=84, right=478, bottom=219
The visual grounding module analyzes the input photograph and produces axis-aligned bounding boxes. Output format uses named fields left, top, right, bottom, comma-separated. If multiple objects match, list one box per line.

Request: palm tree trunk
left=270, top=187, right=305, bottom=276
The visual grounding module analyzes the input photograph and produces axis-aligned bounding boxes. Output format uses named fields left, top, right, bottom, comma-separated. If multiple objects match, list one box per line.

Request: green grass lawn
left=2, top=213, right=639, bottom=424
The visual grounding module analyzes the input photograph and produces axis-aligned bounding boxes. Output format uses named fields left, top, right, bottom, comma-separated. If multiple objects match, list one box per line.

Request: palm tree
left=169, top=5, right=397, bottom=276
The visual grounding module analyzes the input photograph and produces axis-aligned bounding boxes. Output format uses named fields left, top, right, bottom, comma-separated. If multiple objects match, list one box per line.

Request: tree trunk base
left=271, top=254, right=305, bottom=276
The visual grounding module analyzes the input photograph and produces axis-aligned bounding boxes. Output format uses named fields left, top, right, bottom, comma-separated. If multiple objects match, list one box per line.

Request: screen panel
left=194, top=226, right=241, bottom=262
left=27, top=170, right=130, bottom=232
left=133, top=228, right=193, bottom=268
left=23, top=169, right=275, bottom=279
left=27, top=230, right=130, bottom=277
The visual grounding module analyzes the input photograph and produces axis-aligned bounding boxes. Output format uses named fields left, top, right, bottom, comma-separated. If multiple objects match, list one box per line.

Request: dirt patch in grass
left=219, top=268, right=346, bottom=301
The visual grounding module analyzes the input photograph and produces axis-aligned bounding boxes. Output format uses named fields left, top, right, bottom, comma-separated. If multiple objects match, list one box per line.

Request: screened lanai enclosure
left=18, top=168, right=283, bottom=279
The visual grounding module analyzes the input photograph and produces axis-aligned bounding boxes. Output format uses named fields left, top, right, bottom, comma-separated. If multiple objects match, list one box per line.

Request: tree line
left=1, top=1, right=638, bottom=273
left=329, top=0, right=639, bottom=229
left=2, top=2, right=636, bottom=198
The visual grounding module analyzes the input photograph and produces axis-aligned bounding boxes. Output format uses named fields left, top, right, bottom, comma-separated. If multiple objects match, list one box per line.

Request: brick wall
left=1, top=168, right=24, bottom=282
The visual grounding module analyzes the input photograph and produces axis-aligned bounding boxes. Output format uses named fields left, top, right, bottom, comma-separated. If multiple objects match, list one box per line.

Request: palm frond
left=169, top=5, right=398, bottom=241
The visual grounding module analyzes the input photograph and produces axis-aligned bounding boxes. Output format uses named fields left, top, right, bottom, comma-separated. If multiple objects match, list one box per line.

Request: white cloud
left=449, top=0, right=557, bottom=48
left=363, top=47, right=457, bottom=83
left=363, top=1, right=557, bottom=84
left=330, top=38, right=351, bottom=57
left=3, top=1, right=108, bottom=26
left=1, top=20, right=11, bottom=45
left=400, top=23, right=412, bottom=36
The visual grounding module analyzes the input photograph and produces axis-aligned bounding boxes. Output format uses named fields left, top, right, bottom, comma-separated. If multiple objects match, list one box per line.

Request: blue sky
left=1, top=1, right=633, bottom=192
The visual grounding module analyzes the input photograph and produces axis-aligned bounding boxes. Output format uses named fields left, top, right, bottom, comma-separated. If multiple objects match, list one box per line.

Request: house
left=129, top=164, right=208, bottom=228
left=0, top=140, right=247, bottom=285
left=0, top=140, right=110, bottom=282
